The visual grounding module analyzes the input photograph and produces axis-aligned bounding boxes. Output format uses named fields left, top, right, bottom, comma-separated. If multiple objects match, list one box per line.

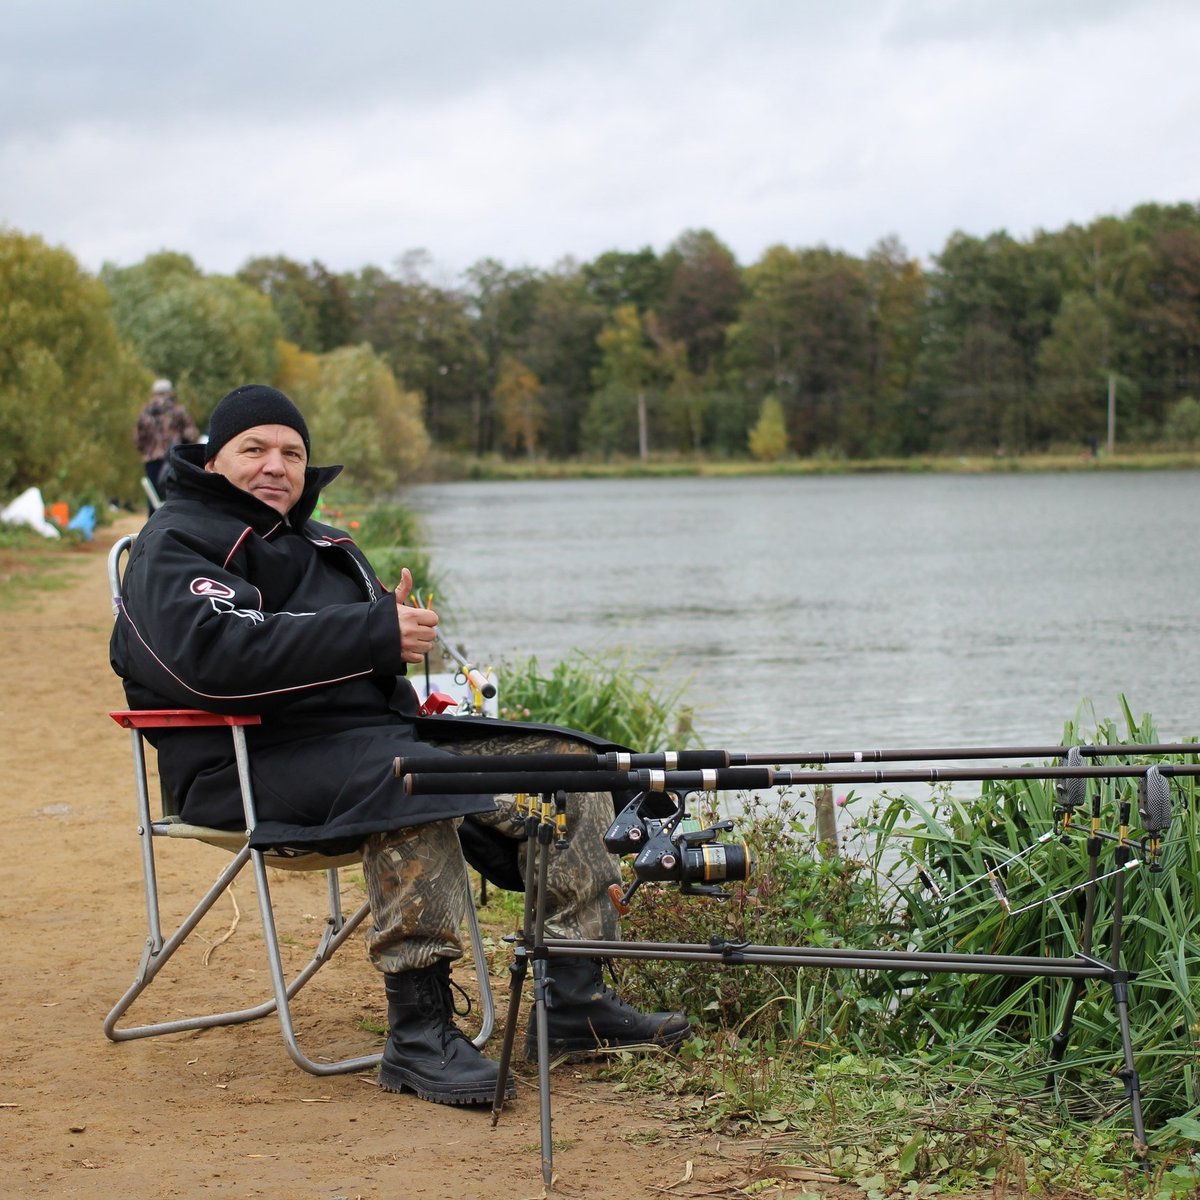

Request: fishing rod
left=395, top=755, right=1185, bottom=915
left=395, top=758, right=1200, bottom=796
left=391, top=740, right=1198, bottom=778
left=408, top=590, right=497, bottom=701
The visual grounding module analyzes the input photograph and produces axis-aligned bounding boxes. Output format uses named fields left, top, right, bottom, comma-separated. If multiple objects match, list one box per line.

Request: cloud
left=3, top=0, right=1198, bottom=278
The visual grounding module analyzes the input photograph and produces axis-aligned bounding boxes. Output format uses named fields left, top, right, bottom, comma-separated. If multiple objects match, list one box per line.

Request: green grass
left=0, top=523, right=92, bottom=608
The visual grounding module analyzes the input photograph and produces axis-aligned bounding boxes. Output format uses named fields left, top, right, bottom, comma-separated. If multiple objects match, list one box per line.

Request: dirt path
left=4, top=516, right=882, bottom=1200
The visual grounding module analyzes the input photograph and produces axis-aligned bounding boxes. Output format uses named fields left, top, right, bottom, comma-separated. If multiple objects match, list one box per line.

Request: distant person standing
left=135, top=379, right=199, bottom=513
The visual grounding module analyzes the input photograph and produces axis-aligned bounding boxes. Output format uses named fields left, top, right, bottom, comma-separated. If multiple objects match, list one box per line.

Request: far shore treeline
left=3, top=201, right=1200, bottom=505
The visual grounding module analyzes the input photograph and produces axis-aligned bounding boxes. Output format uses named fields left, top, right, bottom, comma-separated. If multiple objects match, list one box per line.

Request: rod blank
left=734, top=741, right=1199, bottom=765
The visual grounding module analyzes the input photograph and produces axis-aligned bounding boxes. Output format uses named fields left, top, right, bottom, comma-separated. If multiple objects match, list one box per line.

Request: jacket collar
left=168, top=442, right=343, bottom=532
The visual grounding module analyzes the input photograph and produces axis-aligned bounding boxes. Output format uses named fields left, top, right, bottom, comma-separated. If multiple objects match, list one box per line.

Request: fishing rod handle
left=401, top=765, right=776, bottom=796
left=463, top=667, right=497, bottom=699
left=393, top=748, right=731, bottom=776
left=396, top=752, right=594, bottom=777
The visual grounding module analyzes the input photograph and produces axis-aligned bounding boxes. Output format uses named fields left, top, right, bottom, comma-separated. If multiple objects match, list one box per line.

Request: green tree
left=865, top=236, right=928, bottom=454
left=464, top=258, right=540, bottom=454
left=520, top=261, right=606, bottom=457
left=291, top=343, right=430, bottom=492
left=1163, top=395, right=1200, bottom=447
left=585, top=304, right=660, bottom=458
left=238, top=255, right=322, bottom=350
left=918, top=230, right=1062, bottom=452
left=1127, top=218, right=1200, bottom=431
left=747, top=394, right=788, bottom=461
left=1034, top=215, right=1156, bottom=444
left=102, top=253, right=283, bottom=426
left=238, top=255, right=355, bottom=353
left=644, top=313, right=716, bottom=454
left=0, top=228, right=146, bottom=503
left=582, top=247, right=665, bottom=313
left=1036, top=289, right=1112, bottom=445
left=727, top=245, right=876, bottom=455
left=344, top=259, right=484, bottom=452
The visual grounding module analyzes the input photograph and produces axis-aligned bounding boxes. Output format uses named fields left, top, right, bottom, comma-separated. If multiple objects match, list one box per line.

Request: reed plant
left=605, top=704, right=1200, bottom=1191
left=497, top=650, right=696, bottom=752
left=871, top=704, right=1200, bottom=1128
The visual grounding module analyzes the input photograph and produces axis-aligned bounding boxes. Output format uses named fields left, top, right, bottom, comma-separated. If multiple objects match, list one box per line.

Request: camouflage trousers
left=361, top=730, right=622, bottom=973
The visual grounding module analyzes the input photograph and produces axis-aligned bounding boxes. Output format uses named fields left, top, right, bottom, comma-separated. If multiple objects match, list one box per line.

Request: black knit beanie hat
left=204, top=384, right=311, bottom=462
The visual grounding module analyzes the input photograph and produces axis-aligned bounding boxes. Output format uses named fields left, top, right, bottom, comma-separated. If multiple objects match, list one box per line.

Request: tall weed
left=616, top=706, right=1200, bottom=1131
left=880, top=706, right=1200, bottom=1126
left=497, top=651, right=695, bottom=751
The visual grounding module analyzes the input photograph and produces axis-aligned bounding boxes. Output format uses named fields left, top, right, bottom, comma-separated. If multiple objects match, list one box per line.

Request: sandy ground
left=2, top=515, right=891, bottom=1200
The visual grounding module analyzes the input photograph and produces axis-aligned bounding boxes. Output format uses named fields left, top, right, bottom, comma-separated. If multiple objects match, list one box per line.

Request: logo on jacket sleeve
left=190, top=577, right=237, bottom=599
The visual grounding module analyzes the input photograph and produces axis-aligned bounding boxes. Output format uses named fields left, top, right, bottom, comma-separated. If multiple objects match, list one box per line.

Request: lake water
left=405, top=471, right=1200, bottom=756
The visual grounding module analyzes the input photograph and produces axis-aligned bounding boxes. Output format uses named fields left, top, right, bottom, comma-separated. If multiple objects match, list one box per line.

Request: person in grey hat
left=133, top=378, right=198, bottom=514
left=110, top=383, right=691, bottom=1107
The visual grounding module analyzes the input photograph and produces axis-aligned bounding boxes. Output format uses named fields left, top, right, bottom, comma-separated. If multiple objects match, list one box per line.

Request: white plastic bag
left=0, top=486, right=61, bottom=538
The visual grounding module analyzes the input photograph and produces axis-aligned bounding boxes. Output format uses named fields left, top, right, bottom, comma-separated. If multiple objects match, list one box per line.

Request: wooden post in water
left=815, top=783, right=839, bottom=858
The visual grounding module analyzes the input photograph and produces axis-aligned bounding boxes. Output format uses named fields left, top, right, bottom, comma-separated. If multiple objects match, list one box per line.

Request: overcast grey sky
left=3, top=0, right=1197, bottom=280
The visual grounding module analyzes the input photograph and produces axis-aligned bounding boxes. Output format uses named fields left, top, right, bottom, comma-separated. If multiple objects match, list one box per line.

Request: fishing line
left=936, top=830, right=1058, bottom=903
left=1006, top=860, right=1142, bottom=917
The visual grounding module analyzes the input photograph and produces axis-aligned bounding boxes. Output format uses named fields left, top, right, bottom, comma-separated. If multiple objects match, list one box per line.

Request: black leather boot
left=525, top=956, right=691, bottom=1061
left=379, top=960, right=515, bottom=1105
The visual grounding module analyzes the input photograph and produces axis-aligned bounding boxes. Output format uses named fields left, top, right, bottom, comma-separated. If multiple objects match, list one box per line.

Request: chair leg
left=248, top=851, right=381, bottom=1076
left=465, top=886, right=496, bottom=1049
left=105, top=844, right=380, bottom=1075
left=107, top=847, right=495, bottom=1075
left=104, top=845, right=285, bottom=1041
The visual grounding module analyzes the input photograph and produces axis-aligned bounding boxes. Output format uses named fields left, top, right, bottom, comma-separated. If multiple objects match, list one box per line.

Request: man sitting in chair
left=110, top=384, right=689, bottom=1106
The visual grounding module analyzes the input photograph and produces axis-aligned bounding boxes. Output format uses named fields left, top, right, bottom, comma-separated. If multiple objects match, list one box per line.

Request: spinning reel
left=603, top=790, right=754, bottom=912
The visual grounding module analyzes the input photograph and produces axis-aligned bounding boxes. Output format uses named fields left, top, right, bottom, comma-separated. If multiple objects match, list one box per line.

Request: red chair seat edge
left=110, top=709, right=263, bottom=730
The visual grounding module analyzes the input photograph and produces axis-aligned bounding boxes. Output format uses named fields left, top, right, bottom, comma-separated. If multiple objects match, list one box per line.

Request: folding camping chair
left=104, top=534, right=495, bottom=1075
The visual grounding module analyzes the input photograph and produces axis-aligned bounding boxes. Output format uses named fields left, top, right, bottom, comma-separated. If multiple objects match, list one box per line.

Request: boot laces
left=416, top=969, right=475, bottom=1051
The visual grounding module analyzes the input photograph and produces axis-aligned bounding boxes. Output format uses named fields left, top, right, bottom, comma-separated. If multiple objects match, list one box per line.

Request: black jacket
left=110, top=443, right=495, bottom=850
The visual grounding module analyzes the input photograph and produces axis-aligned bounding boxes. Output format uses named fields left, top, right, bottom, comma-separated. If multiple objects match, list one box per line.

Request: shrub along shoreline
left=418, top=447, right=1200, bottom=484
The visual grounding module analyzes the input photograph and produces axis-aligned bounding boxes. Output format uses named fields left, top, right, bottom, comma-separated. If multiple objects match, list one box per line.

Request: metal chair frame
left=104, top=534, right=495, bottom=1076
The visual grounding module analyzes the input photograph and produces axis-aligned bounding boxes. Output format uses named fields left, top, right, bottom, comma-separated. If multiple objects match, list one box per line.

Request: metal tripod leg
left=1105, top=820, right=1149, bottom=1159
left=1050, top=785, right=1147, bottom=1155
left=1111, top=971, right=1149, bottom=1157
left=1047, top=802, right=1102, bottom=1080
left=531, top=818, right=556, bottom=1189
left=490, top=802, right=542, bottom=1122
left=488, top=792, right=561, bottom=1191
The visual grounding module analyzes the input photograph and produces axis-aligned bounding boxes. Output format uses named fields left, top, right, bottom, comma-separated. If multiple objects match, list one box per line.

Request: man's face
left=204, top=424, right=308, bottom=515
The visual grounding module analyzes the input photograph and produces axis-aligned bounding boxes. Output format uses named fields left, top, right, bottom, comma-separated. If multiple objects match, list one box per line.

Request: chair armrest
left=109, top=709, right=263, bottom=730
